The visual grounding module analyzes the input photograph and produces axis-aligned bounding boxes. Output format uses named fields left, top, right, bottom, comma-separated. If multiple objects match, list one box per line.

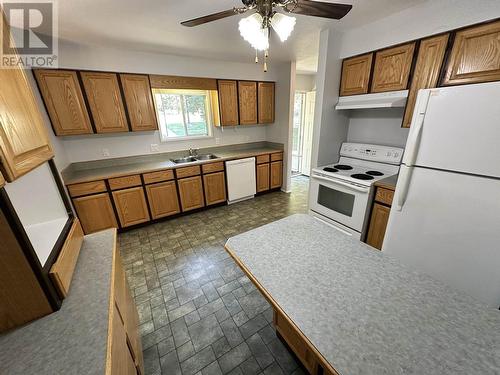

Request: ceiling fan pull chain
left=255, top=49, right=259, bottom=63
left=264, top=49, right=268, bottom=72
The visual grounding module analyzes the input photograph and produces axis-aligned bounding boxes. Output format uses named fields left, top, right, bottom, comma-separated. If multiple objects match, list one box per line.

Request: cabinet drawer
left=256, top=154, right=270, bottom=164
left=270, top=152, right=283, bottom=161
left=176, top=165, right=201, bottom=179
left=143, top=170, right=174, bottom=184
left=274, top=310, right=317, bottom=374
left=109, top=175, right=142, bottom=190
left=68, top=180, right=107, bottom=197
left=375, top=187, right=394, bottom=206
left=202, top=162, right=224, bottom=174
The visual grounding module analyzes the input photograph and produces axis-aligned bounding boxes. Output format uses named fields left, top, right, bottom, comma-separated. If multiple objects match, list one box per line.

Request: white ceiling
left=57, top=0, right=426, bottom=73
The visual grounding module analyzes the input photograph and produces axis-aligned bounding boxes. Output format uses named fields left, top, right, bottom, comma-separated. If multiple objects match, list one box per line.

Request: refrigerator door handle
left=395, top=166, right=413, bottom=211
left=403, top=89, right=432, bottom=166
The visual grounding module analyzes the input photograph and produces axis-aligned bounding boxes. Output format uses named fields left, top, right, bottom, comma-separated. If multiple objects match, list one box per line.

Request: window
left=153, top=89, right=218, bottom=141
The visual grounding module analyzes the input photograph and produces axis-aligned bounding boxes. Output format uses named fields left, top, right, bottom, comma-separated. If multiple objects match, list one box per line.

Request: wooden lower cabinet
left=73, top=193, right=118, bottom=234
left=112, top=187, right=150, bottom=228
left=146, top=181, right=180, bottom=219
left=178, top=176, right=205, bottom=212
left=256, top=163, right=270, bottom=192
left=270, top=161, right=283, bottom=189
left=366, top=203, right=391, bottom=250
left=203, top=172, right=226, bottom=206
left=108, top=241, right=144, bottom=375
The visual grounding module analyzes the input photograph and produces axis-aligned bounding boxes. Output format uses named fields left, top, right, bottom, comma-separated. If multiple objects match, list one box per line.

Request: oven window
left=317, top=185, right=355, bottom=217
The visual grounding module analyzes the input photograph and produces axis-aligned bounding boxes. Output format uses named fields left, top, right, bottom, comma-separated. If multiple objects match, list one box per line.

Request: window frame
left=152, top=88, right=215, bottom=142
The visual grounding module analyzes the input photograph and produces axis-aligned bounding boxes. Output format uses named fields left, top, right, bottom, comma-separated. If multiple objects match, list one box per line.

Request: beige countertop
left=374, top=174, right=398, bottom=191
left=62, top=143, right=283, bottom=185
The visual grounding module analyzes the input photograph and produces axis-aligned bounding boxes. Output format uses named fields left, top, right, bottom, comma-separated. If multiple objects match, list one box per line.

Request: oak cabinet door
left=443, top=20, right=500, bottom=86
left=178, top=176, right=205, bottom=212
left=366, top=203, right=391, bottom=250
left=218, top=80, right=239, bottom=126
left=402, top=34, right=449, bottom=128
left=112, top=187, right=150, bottom=228
left=119, top=74, right=157, bottom=132
left=371, top=42, right=415, bottom=93
left=73, top=193, right=118, bottom=234
left=258, top=82, right=275, bottom=124
left=145, top=181, right=180, bottom=219
left=34, top=69, right=93, bottom=136
left=0, top=67, right=54, bottom=181
left=80, top=72, right=129, bottom=133
left=238, top=81, right=257, bottom=125
left=340, top=53, right=373, bottom=96
left=203, top=172, right=226, bottom=206
left=270, top=161, right=283, bottom=189
left=256, top=163, right=270, bottom=192
left=109, top=306, right=137, bottom=375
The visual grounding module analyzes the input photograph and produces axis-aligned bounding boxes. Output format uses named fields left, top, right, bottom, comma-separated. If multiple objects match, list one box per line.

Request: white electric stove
left=309, top=143, right=404, bottom=239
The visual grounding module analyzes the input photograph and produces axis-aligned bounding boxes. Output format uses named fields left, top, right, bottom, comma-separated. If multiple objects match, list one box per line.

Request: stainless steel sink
left=195, top=154, right=219, bottom=161
left=171, top=154, right=219, bottom=164
left=171, top=156, right=197, bottom=164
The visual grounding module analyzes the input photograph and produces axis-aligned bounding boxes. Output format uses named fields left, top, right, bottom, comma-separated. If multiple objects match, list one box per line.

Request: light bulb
left=270, top=13, right=296, bottom=42
left=239, top=13, right=269, bottom=51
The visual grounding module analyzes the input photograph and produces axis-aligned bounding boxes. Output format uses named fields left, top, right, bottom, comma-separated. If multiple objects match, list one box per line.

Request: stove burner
left=334, top=164, right=353, bottom=170
left=366, top=170, right=384, bottom=176
left=323, top=167, right=338, bottom=173
left=351, top=173, right=374, bottom=181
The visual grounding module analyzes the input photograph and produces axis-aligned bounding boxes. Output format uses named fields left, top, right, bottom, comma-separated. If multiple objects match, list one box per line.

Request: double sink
left=171, top=154, right=219, bottom=165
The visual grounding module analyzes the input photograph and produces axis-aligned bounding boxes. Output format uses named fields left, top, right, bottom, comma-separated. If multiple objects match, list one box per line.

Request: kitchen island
left=225, top=214, right=500, bottom=375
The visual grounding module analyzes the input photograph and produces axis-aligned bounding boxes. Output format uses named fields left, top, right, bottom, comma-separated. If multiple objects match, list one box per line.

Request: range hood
left=335, top=90, right=409, bottom=110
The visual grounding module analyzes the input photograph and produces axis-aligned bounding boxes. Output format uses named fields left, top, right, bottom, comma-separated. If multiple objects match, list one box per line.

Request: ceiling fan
left=181, top=0, right=352, bottom=71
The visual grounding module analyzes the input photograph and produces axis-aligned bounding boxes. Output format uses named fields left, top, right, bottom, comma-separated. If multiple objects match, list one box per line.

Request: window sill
left=160, top=135, right=214, bottom=143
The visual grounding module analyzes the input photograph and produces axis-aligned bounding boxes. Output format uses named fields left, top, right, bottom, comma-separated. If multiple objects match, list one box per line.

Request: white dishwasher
left=225, top=157, right=256, bottom=204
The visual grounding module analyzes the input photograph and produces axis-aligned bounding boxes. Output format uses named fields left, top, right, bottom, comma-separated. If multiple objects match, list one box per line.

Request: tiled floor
left=119, top=176, right=310, bottom=375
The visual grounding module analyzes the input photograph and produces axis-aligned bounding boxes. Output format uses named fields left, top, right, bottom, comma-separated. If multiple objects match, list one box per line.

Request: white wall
left=56, top=40, right=290, bottom=163
left=340, top=0, right=500, bottom=58
left=295, top=74, right=316, bottom=92
left=347, top=108, right=409, bottom=148
left=311, top=28, right=349, bottom=169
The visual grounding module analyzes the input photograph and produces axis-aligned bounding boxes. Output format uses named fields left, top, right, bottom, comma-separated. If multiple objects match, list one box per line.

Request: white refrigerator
left=383, top=82, right=500, bottom=308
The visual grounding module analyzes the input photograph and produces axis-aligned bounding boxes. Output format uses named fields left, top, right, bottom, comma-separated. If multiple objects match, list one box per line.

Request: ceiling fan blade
left=286, top=1, right=352, bottom=20
left=181, top=8, right=246, bottom=27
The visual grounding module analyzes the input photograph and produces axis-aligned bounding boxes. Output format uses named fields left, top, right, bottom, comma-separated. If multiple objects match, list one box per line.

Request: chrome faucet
left=188, top=148, right=199, bottom=157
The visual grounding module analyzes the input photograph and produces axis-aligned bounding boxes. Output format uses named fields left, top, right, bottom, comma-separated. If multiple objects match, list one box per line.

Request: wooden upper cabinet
left=73, top=193, right=118, bottom=234
left=34, top=70, right=93, bottom=136
left=442, top=20, right=500, bottom=86
left=112, top=187, right=150, bottom=228
left=178, top=176, right=205, bottom=212
left=403, top=34, right=449, bottom=128
left=203, top=171, right=226, bottom=206
left=258, top=82, right=275, bottom=124
left=80, top=72, right=129, bottom=133
left=238, top=81, right=257, bottom=125
left=218, top=80, right=239, bottom=126
left=0, top=65, right=54, bottom=182
left=340, top=53, right=373, bottom=96
left=146, top=181, right=180, bottom=219
left=119, top=74, right=157, bottom=132
left=371, top=42, right=416, bottom=93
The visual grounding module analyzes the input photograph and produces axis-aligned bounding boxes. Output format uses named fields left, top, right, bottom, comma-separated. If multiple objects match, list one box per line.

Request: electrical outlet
left=151, top=144, right=160, bottom=152
left=102, top=148, right=110, bottom=157
left=215, top=138, right=221, bottom=145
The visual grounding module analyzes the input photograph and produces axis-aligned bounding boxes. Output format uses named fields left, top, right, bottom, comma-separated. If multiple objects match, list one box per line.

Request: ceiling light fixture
left=238, top=11, right=296, bottom=72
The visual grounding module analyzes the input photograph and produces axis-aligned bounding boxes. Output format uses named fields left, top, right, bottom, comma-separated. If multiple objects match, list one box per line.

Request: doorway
left=292, top=90, right=315, bottom=176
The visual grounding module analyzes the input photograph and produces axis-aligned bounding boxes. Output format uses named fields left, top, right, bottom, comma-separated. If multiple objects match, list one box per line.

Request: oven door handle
left=312, top=175, right=369, bottom=193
